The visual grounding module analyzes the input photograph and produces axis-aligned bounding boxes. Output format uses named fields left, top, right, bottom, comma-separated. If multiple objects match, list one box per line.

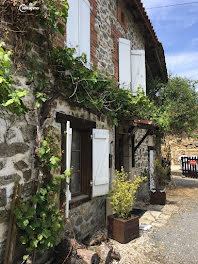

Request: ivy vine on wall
left=0, top=42, right=28, bottom=115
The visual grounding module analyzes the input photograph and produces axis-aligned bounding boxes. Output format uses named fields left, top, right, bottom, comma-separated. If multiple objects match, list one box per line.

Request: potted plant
left=108, top=167, right=146, bottom=244
left=150, top=158, right=170, bottom=205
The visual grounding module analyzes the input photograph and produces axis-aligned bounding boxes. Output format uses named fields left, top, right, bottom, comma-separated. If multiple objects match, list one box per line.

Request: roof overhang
left=118, top=118, right=159, bottom=135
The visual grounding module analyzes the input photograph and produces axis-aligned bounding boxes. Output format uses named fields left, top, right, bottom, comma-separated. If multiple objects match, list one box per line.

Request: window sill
left=69, top=194, right=90, bottom=209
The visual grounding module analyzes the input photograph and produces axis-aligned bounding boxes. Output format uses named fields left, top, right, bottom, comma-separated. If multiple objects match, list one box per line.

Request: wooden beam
left=56, top=112, right=96, bottom=130
left=134, top=129, right=151, bottom=152
left=132, top=134, right=135, bottom=167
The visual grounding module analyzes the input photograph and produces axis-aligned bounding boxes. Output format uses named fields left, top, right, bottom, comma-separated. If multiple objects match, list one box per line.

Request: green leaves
left=50, top=156, right=60, bottom=167
left=23, top=255, right=29, bottom=261
left=14, top=129, right=70, bottom=258
left=39, top=0, right=69, bottom=34
left=38, top=134, right=61, bottom=171
left=57, top=22, right=65, bottom=36
left=150, top=76, right=198, bottom=135
left=14, top=129, right=69, bottom=257
left=109, top=167, right=146, bottom=219
left=2, top=89, right=28, bottom=113
left=23, top=219, right=29, bottom=227
left=51, top=46, right=160, bottom=126
left=0, top=43, right=29, bottom=115
left=14, top=176, right=66, bottom=258
left=35, top=92, right=47, bottom=108
left=40, top=188, right=47, bottom=196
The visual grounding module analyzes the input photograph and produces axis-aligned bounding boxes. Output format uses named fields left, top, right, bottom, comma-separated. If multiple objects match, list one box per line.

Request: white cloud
left=166, top=52, right=198, bottom=80
left=141, top=0, right=198, bottom=28
left=179, top=69, right=198, bottom=80
left=140, top=1, right=198, bottom=80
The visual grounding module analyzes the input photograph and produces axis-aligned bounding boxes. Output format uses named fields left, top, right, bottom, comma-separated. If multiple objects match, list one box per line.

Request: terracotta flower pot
left=108, top=215, right=139, bottom=244
left=150, top=190, right=166, bottom=205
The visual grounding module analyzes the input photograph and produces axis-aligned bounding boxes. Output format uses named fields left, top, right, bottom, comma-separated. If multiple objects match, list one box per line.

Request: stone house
left=0, top=0, right=167, bottom=261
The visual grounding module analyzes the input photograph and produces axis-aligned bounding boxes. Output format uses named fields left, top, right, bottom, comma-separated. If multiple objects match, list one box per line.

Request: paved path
left=151, top=176, right=198, bottom=264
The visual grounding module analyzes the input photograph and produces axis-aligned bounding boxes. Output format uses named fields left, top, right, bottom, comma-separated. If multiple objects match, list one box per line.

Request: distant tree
left=150, top=76, right=198, bottom=135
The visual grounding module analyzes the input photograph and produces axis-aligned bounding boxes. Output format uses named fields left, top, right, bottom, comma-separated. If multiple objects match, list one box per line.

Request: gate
left=181, top=156, right=198, bottom=178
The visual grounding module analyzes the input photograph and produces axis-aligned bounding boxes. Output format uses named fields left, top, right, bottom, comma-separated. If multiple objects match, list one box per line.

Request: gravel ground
left=151, top=176, right=198, bottom=264
left=108, top=176, right=198, bottom=264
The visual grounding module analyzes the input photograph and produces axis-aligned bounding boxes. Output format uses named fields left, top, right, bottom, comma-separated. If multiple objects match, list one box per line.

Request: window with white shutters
left=67, top=0, right=90, bottom=63
left=131, top=50, right=146, bottom=95
left=58, top=115, right=110, bottom=200
left=92, top=129, right=110, bottom=197
left=57, top=113, right=95, bottom=205
left=119, top=38, right=131, bottom=90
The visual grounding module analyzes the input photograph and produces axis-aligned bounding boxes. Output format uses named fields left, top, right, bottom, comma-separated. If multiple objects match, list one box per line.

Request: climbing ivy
left=39, top=0, right=69, bottom=35
left=15, top=129, right=71, bottom=261
left=47, top=46, right=156, bottom=125
left=0, top=1, right=71, bottom=261
left=15, top=170, right=71, bottom=262
left=0, top=42, right=28, bottom=115
left=38, top=128, right=61, bottom=172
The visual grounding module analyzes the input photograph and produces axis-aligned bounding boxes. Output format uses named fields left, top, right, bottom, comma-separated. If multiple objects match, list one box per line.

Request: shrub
left=109, top=167, right=146, bottom=219
left=153, top=158, right=170, bottom=190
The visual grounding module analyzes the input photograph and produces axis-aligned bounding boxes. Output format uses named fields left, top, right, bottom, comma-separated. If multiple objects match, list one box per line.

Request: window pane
left=71, top=151, right=80, bottom=171
left=71, top=172, right=81, bottom=194
left=72, top=130, right=81, bottom=150
left=71, top=129, right=81, bottom=195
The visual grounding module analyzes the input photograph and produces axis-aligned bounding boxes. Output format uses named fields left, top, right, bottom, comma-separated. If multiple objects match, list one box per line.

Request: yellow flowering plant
left=109, top=167, right=147, bottom=219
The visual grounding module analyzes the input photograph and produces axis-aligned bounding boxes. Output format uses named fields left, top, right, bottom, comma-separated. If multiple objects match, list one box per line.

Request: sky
left=141, top=0, right=198, bottom=80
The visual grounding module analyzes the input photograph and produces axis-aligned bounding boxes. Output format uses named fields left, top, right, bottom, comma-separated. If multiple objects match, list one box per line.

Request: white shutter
left=65, top=121, right=72, bottom=218
left=67, top=0, right=79, bottom=54
left=92, top=129, right=109, bottom=197
left=79, top=0, right=91, bottom=64
left=119, top=38, right=131, bottom=90
left=131, top=50, right=146, bottom=95
left=149, top=150, right=155, bottom=191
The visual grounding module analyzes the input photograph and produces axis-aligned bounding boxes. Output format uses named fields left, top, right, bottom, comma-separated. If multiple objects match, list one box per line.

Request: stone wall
left=61, top=0, right=145, bottom=78
left=66, top=197, right=106, bottom=240
left=164, top=133, right=198, bottom=166
left=135, top=129, right=151, bottom=175
left=93, top=0, right=145, bottom=79
left=133, top=129, right=155, bottom=201
left=118, top=126, right=156, bottom=202
left=0, top=111, right=37, bottom=261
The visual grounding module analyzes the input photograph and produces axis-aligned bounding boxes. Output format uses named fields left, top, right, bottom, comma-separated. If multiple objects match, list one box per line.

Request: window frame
left=56, top=113, right=96, bottom=206
left=70, top=129, right=82, bottom=196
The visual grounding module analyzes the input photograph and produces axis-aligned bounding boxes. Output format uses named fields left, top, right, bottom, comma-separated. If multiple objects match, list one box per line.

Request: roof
left=119, top=118, right=159, bottom=131
left=135, top=0, right=159, bottom=44
left=125, top=0, right=168, bottom=83
left=132, top=118, right=159, bottom=128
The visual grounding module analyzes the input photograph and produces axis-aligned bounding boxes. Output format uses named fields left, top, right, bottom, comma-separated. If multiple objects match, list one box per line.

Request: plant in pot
left=108, top=167, right=146, bottom=244
left=150, top=158, right=170, bottom=205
